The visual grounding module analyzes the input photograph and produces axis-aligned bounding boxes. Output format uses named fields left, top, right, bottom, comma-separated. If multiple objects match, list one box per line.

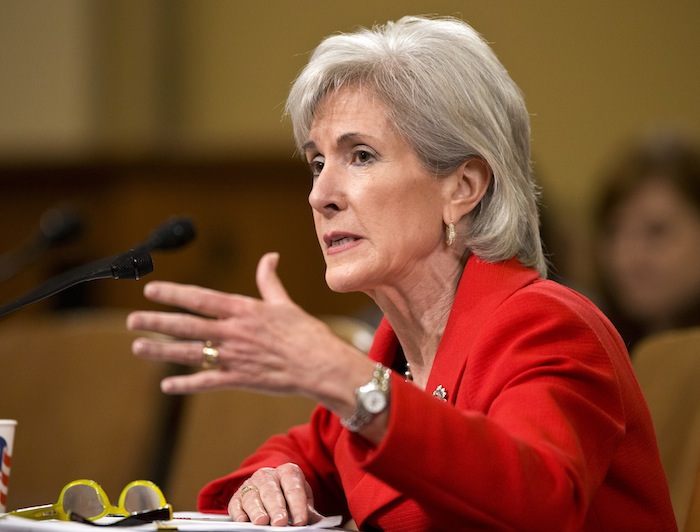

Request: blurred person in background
left=593, top=130, right=700, bottom=354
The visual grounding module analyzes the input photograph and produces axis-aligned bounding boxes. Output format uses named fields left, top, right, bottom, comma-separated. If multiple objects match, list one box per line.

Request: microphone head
left=38, top=205, right=84, bottom=247
left=111, top=250, right=154, bottom=280
left=141, top=216, right=197, bottom=252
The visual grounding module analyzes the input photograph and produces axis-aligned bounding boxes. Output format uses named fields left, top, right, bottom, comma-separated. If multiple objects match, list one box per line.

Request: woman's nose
left=308, top=165, right=344, bottom=214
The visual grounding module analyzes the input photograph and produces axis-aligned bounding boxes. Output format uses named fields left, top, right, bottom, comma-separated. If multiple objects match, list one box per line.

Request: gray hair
left=286, top=16, right=545, bottom=276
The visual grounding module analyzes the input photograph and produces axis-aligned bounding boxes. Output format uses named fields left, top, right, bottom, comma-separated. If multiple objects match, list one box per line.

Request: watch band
left=341, top=363, right=391, bottom=432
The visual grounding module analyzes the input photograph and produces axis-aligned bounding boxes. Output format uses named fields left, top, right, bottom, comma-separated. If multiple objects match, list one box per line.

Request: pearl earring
left=445, top=221, right=456, bottom=246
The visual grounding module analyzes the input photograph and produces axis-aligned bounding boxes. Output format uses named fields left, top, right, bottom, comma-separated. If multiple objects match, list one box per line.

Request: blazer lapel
left=426, top=256, right=539, bottom=405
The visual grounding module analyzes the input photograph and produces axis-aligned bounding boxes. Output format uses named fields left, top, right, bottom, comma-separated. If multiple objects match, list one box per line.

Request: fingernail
left=273, top=512, right=288, bottom=526
left=144, top=283, right=158, bottom=297
left=252, top=512, right=268, bottom=525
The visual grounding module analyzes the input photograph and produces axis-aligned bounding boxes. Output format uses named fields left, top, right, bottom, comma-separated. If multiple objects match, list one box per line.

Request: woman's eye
left=353, top=149, right=374, bottom=164
left=309, top=158, right=324, bottom=177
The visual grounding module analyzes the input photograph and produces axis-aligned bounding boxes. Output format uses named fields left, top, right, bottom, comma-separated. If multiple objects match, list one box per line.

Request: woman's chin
left=325, top=270, right=366, bottom=294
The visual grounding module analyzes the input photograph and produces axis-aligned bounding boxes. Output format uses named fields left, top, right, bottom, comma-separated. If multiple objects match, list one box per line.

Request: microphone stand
left=0, top=249, right=153, bottom=319
left=0, top=215, right=195, bottom=319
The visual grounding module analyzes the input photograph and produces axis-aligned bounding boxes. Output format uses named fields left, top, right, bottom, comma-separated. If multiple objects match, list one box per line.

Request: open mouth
left=330, top=236, right=357, bottom=247
left=324, top=233, right=362, bottom=250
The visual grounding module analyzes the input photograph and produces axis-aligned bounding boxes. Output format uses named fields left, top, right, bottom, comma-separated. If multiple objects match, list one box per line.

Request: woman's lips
left=324, top=233, right=363, bottom=254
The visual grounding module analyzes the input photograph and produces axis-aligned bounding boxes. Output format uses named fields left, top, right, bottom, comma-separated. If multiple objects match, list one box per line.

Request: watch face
left=362, top=388, right=387, bottom=414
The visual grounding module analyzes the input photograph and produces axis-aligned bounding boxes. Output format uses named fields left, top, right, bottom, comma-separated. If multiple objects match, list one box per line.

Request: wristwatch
left=341, top=363, right=391, bottom=432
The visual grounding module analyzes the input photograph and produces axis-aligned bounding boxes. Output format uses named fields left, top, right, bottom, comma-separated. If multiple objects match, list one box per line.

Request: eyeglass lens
left=63, top=484, right=107, bottom=519
left=122, top=485, right=162, bottom=514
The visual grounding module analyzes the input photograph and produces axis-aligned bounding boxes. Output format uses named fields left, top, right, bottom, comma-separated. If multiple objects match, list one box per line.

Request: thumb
left=256, top=252, right=291, bottom=304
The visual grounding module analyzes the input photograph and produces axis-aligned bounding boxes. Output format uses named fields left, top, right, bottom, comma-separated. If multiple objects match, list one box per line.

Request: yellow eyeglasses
left=8, top=479, right=171, bottom=524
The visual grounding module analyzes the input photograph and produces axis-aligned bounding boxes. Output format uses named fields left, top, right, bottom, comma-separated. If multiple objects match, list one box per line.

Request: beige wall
left=2, top=0, right=700, bottom=289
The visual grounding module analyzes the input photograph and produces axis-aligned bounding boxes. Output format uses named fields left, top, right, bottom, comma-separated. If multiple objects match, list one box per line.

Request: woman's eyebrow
left=336, top=132, right=361, bottom=145
left=303, top=132, right=375, bottom=156
left=302, top=140, right=316, bottom=154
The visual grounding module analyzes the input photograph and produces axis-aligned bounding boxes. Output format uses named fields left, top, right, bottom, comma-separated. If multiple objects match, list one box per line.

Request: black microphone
left=0, top=216, right=196, bottom=318
left=0, top=204, right=84, bottom=282
left=134, top=216, right=197, bottom=253
left=37, top=205, right=84, bottom=247
left=0, top=249, right=153, bottom=318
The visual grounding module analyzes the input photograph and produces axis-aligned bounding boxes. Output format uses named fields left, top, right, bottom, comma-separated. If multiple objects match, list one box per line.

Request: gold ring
left=201, top=340, right=220, bottom=369
left=240, top=485, right=257, bottom=497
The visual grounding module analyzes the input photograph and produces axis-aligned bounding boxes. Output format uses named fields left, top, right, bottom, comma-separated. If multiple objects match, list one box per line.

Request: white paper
left=0, top=512, right=344, bottom=531
left=163, top=512, right=343, bottom=530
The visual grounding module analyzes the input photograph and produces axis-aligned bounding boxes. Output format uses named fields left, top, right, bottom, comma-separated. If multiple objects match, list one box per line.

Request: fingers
left=229, top=483, right=276, bottom=526
left=141, top=281, right=254, bottom=320
left=131, top=336, right=204, bottom=366
left=127, top=310, right=219, bottom=342
left=229, top=469, right=287, bottom=526
left=127, top=252, right=312, bottom=397
left=256, top=252, right=291, bottom=305
left=159, top=369, right=243, bottom=395
left=228, top=464, right=314, bottom=526
left=278, top=463, right=314, bottom=526
left=127, top=252, right=291, bottom=340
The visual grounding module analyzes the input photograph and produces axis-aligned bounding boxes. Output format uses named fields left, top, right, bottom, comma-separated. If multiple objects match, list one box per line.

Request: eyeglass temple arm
left=69, top=507, right=172, bottom=527
left=8, top=504, right=59, bottom=520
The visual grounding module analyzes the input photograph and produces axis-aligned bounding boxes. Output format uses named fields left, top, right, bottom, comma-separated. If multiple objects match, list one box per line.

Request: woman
left=127, top=16, right=675, bottom=530
left=594, top=131, right=700, bottom=354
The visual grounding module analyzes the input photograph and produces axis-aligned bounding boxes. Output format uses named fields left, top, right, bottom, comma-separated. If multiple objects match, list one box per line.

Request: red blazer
left=199, top=257, right=676, bottom=531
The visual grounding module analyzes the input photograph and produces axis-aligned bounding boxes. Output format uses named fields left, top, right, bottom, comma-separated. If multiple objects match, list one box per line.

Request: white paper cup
left=0, top=420, right=17, bottom=513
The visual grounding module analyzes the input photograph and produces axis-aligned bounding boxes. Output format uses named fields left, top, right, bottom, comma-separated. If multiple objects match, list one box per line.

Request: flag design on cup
left=0, top=436, right=10, bottom=510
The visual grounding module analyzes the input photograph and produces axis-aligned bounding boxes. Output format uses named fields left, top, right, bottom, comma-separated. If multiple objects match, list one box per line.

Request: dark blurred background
left=1, top=1, right=699, bottom=303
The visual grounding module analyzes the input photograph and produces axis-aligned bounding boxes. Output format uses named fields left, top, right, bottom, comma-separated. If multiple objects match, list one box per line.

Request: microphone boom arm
left=0, top=249, right=153, bottom=319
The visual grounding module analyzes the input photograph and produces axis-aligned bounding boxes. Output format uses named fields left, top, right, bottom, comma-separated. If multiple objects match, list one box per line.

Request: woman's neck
left=370, top=260, right=464, bottom=389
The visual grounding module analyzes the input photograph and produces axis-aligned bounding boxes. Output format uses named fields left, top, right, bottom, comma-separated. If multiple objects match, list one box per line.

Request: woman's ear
left=444, top=157, right=492, bottom=223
